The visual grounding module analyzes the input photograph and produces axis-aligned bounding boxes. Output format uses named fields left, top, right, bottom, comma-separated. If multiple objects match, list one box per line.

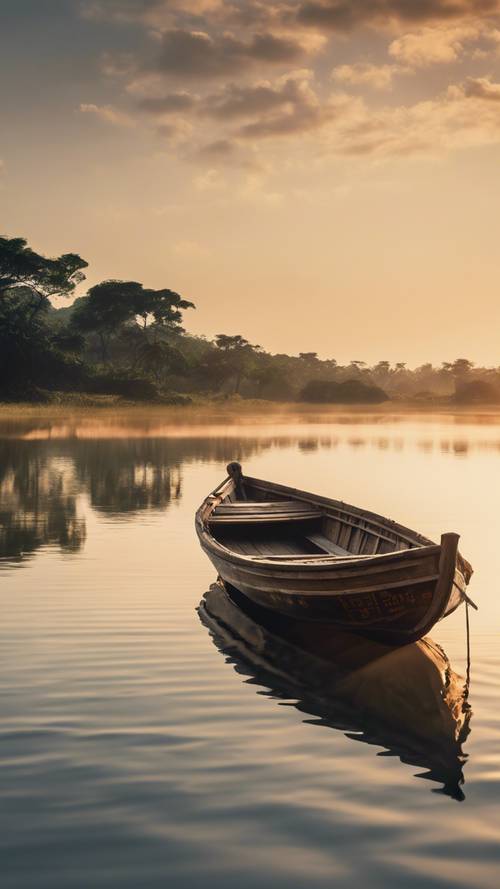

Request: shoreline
left=2, top=397, right=500, bottom=421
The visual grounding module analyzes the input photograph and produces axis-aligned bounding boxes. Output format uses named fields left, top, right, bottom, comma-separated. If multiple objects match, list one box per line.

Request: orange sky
left=2, top=1, right=500, bottom=364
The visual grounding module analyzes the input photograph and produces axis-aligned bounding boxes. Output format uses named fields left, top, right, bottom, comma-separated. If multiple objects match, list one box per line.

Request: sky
left=2, top=0, right=500, bottom=365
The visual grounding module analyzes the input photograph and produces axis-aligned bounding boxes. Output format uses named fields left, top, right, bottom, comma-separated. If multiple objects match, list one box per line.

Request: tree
left=370, top=361, right=392, bottom=389
left=347, top=360, right=367, bottom=376
left=249, top=362, right=292, bottom=400
left=300, top=379, right=388, bottom=404
left=440, top=358, right=475, bottom=394
left=133, top=287, right=194, bottom=331
left=450, top=358, right=474, bottom=380
left=213, top=334, right=261, bottom=394
left=136, top=341, right=188, bottom=385
left=0, top=236, right=88, bottom=392
left=0, top=236, right=87, bottom=322
left=71, top=280, right=138, bottom=362
left=72, top=280, right=194, bottom=363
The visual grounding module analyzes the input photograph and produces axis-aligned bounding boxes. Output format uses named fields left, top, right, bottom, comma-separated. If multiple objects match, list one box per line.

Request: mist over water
left=1, top=410, right=499, bottom=889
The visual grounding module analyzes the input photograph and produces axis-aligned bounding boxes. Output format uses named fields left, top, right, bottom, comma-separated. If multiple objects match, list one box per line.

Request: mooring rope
left=464, top=598, right=471, bottom=703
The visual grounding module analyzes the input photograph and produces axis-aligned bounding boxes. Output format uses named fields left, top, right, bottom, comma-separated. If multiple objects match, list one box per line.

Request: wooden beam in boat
left=306, top=532, right=349, bottom=556
left=209, top=511, right=320, bottom=524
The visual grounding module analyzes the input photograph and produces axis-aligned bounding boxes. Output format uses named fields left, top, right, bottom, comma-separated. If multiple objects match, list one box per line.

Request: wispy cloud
left=324, top=77, right=500, bottom=158
left=332, top=62, right=402, bottom=90
left=79, top=103, right=135, bottom=127
left=464, top=74, right=500, bottom=99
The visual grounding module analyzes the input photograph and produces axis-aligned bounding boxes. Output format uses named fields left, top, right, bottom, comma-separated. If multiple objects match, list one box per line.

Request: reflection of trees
left=73, top=440, right=182, bottom=515
left=0, top=434, right=276, bottom=561
left=0, top=442, right=85, bottom=561
left=71, top=438, right=279, bottom=516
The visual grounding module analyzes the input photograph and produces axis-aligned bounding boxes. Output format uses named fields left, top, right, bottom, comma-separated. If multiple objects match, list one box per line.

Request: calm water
left=1, top=409, right=499, bottom=889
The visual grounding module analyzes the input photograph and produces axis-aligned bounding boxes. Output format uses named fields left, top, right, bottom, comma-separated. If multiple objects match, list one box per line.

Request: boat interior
left=208, top=477, right=429, bottom=560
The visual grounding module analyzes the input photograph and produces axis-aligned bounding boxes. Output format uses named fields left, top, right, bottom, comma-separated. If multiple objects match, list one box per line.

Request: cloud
left=296, top=1, right=500, bottom=31
left=84, top=0, right=500, bottom=39
left=389, top=24, right=480, bottom=66
left=223, top=71, right=335, bottom=139
left=332, top=62, right=401, bottom=89
left=79, top=103, right=135, bottom=127
left=238, top=104, right=330, bottom=138
left=136, top=91, right=197, bottom=112
left=325, top=77, right=500, bottom=158
left=203, top=71, right=316, bottom=118
left=100, top=51, right=137, bottom=79
left=150, top=28, right=311, bottom=78
left=196, top=138, right=238, bottom=157
left=192, top=167, right=226, bottom=189
left=155, top=117, right=194, bottom=141
left=82, top=1, right=224, bottom=26
left=191, top=137, right=264, bottom=169
left=464, top=74, right=500, bottom=99
left=80, top=0, right=500, bottom=174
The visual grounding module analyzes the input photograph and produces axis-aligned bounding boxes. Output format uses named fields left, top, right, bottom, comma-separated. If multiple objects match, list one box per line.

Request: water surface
left=1, top=409, right=499, bottom=888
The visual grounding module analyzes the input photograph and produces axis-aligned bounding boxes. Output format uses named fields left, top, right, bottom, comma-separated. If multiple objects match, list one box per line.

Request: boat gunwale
left=196, top=490, right=445, bottom=578
left=196, top=472, right=442, bottom=574
left=198, top=529, right=443, bottom=574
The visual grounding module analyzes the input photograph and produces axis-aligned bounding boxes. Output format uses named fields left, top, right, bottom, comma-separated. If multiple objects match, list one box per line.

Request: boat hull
left=199, top=541, right=466, bottom=644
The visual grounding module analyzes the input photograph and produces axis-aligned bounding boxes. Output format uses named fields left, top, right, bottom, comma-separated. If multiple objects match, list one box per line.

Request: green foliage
left=71, top=280, right=138, bottom=361
left=133, top=286, right=195, bottom=329
left=71, top=279, right=195, bottom=363
left=207, top=334, right=261, bottom=394
left=0, top=236, right=88, bottom=395
left=135, top=341, right=189, bottom=389
left=0, top=236, right=87, bottom=301
left=85, top=369, right=160, bottom=401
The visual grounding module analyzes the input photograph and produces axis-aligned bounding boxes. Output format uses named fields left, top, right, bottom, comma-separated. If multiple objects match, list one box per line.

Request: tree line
left=1, top=234, right=499, bottom=405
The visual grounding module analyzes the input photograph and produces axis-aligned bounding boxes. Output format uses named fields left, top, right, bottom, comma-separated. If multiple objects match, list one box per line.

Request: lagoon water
left=0, top=409, right=499, bottom=889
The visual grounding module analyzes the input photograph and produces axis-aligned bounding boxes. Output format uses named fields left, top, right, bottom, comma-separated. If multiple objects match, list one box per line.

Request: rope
left=464, top=599, right=471, bottom=702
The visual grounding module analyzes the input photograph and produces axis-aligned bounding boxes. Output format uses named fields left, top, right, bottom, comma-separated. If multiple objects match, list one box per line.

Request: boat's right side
left=206, top=535, right=473, bottom=645
left=365, top=532, right=474, bottom=644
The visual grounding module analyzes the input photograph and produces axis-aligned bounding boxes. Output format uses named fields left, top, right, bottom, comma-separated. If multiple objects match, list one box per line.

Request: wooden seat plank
left=209, top=511, right=320, bottom=524
left=215, top=501, right=315, bottom=512
left=211, top=500, right=321, bottom=524
left=306, top=532, right=350, bottom=556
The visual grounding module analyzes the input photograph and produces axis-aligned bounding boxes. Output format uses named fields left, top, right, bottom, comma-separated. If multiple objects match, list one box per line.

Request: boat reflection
left=198, top=582, right=472, bottom=800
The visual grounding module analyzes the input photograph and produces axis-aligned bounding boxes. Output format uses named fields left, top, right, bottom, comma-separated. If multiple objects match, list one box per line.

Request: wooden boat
left=199, top=582, right=472, bottom=799
left=196, top=462, right=475, bottom=644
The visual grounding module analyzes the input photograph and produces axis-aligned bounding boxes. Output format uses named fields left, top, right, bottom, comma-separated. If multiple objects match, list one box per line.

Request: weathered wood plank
left=209, top=511, right=320, bottom=524
left=216, top=500, right=311, bottom=510
left=306, top=532, right=349, bottom=556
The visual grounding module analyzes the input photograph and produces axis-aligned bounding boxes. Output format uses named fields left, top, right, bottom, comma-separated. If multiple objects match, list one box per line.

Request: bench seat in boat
left=306, top=532, right=349, bottom=556
left=209, top=500, right=321, bottom=524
